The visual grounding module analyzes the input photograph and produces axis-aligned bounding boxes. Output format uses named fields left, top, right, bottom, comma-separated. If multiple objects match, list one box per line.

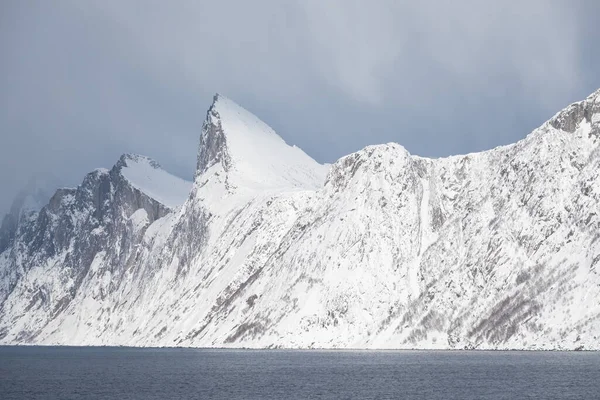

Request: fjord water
left=1, top=347, right=598, bottom=399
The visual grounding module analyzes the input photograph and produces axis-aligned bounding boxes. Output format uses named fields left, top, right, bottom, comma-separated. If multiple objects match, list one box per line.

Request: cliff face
left=1, top=90, right=599, bottom=350
left=0, top=155, right=190, bottom=341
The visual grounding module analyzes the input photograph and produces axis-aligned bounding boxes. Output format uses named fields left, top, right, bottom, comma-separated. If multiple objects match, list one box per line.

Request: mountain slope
left=0, top=155, right=191, bottom=341
left=0, top=90, right=599, bottom=350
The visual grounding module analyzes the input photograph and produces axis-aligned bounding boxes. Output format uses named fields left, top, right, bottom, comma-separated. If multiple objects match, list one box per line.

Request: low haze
left=1, top=0, right=599, bottom=216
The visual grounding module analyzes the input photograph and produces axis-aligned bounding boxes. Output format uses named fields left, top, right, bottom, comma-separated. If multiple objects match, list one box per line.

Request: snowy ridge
left=0, top=89, right=599, bottom=350
left=117, top=154, right=191, bottom=209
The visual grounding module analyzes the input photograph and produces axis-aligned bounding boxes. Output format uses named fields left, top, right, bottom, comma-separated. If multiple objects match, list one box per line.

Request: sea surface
left=1, top=346, right=599, bottom=399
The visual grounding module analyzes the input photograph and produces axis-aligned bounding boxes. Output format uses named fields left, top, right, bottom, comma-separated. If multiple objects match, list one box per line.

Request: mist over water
left=1, top=347, right=598, bottom=399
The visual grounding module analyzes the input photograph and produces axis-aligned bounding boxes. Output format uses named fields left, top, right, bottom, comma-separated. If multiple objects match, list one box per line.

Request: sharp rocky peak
left=196, top=94, right=232, bottom=177
left=195, top=93, right=328, bottom=193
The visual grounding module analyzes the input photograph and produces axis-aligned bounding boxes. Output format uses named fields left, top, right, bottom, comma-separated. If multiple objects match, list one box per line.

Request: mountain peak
left=196, top=94, right=328, bottom=193
left=116, top=153, right=162, bottom=170
left=113, top=153, right=191, bottom=209
left=196, top=96, right=232, bottom=176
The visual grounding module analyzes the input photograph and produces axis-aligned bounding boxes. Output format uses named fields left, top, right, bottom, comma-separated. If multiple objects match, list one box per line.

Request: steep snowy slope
left=1, top=90, right=599, bottom=350
left=119, top=154, right=191, bottom=208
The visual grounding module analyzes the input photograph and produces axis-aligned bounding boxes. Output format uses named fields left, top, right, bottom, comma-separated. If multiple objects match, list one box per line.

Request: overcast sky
left=1, top=0, right=599, bottom=215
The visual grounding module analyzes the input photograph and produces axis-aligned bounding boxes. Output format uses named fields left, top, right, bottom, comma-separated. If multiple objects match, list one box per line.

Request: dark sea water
left=1, top=347, right=599, bottom=399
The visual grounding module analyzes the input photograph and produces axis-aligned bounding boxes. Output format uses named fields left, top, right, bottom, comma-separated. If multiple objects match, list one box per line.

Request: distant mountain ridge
left=0, top=176, right=59, bottom=254
left=1, top=89, right=599, bottom=350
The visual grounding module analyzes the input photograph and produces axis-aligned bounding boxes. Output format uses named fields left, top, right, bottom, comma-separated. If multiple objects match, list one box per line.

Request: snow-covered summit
left=115, top=153, right=191, bottom=209
left=196, top=94, right=328, bottom=194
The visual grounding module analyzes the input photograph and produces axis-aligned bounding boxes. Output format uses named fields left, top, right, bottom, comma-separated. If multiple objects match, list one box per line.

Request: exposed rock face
left=549, top=88, right=600, bottom=134
left=1, top=90, right=599, bottom=350
left=0, top=155, right=190, bottom=341
left=196, top=94, right=232, bottom=176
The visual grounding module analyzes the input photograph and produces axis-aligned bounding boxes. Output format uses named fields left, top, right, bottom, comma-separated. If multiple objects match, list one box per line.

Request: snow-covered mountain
left=1, top=90, right=599, bottom=350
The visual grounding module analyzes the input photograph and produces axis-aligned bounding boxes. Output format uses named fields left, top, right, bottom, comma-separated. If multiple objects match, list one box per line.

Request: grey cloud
left=1, top=0, right=599, bottom=216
